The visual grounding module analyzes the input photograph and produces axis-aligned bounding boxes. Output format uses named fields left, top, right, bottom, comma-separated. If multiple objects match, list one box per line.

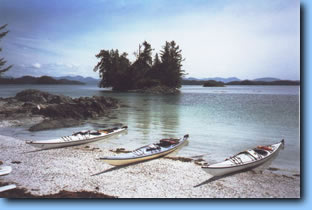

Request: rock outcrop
left=0, top=89, right=119, bottom=131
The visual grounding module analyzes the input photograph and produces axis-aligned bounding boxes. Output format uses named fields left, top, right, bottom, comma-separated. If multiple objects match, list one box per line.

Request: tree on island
left=94, top=41, right=185, bottom=91
left=131, top=41, right=154, bottom=89
left=93, top=49, right=131, bottom=91
left=0, top=24, right=12, bottom=77
left=158, top=41, right=185, bottom=88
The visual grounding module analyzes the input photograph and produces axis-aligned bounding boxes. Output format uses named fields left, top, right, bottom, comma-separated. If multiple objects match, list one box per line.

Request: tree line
left=93, top=41, right=185, bottom=91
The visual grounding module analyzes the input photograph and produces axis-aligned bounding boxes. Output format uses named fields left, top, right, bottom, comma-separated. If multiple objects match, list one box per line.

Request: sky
left=0, top=0, right=300, bottom=80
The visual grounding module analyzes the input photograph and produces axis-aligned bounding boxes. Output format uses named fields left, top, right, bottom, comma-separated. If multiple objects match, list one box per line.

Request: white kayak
left=0, top=166, right=12, bottom=176
left=0, top=184, right=16, bottom=193
left=26, top=126, right=128, bottom=149
left=202, top=139, right=285, bottom=177
left=99, top=134, right=189, bottom=166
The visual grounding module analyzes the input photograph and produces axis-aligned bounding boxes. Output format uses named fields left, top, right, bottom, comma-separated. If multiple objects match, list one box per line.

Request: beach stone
left=0, top=135, right=301, bottom=198
left=22, top=102, right=36, bottom=108
left=29, top=119, right=82, bottom=131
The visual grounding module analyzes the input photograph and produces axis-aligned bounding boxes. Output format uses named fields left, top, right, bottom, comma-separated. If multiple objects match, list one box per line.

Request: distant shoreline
left=182, top=79, right=300, bottom=86
left=0, top=76, right=85, bottom=85
left=1, top=75, right=300, bottom=87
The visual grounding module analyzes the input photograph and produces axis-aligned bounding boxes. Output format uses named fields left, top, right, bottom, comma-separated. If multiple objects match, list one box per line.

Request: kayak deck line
left=99, top=134, right=189, bottom=166
left=202, top=139, right=284, bottom=177
left=25, top=126, right=128, bottom=149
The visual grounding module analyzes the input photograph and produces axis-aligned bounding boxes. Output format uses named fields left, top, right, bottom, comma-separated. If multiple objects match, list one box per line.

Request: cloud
left=85, top=1, right=299, bottom=80
left=32, top=63, right=41, bottom=69
left=10, top=41, right=61, bottom=57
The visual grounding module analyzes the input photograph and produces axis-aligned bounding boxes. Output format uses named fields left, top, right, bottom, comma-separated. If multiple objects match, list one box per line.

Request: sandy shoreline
left=0, top=134, right=300, bottom=198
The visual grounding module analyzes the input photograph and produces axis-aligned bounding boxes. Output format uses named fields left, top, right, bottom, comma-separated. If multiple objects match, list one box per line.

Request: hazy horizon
left=2, top=74, right=301, bottom=82
left=0, top=0, right=300, bottom=80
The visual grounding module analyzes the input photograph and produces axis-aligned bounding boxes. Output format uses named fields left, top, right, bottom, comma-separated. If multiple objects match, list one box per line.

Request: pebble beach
left=0, top=134, right=300, bottom=198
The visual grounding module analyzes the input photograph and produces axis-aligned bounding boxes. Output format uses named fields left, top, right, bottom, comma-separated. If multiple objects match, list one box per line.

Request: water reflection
left=117, top=93, right=181, bottom=142
left=158, top=95, right=181, bottom=137
left=94, top=91, right=181, bottom=145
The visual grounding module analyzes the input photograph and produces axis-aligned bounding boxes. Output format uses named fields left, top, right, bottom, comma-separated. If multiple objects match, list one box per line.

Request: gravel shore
left=0, top=134, right=300, bottom=198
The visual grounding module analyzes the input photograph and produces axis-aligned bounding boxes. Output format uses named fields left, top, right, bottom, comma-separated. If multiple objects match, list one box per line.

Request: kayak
left=99, top=134, right=189, bottom=166
left=0, top=166, right=16, bottom=193
left=201, top=139, right=285, bottom=177
left=0, top=166, right=12, bottom=176
left=0, top=184, right=16, bottom=193
left=26, top=126, right=128, bottom=149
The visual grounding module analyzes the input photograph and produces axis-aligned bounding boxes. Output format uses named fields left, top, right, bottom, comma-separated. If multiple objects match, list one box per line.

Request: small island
left=93, top=41, right=184, bottom=94
left=203, top=80, right=225, bottom=87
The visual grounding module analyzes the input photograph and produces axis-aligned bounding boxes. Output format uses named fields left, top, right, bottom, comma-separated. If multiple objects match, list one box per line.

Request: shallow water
left=0, top=84, right=300, bottom=172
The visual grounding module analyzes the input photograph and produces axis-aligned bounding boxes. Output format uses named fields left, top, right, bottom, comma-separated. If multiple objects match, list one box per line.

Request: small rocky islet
left=0, top=89, right=120, bottom=131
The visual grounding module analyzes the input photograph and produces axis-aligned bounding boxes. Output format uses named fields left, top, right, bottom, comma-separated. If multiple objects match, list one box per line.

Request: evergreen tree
left=159, top=41, right=185, bottom=87
left=131, top=41, right=153, bottom=88
left=93, top=49, right=131, bottom=91
left=0, top=24, right=12, bottom=77
left=149, top=53, right=161, bottom=81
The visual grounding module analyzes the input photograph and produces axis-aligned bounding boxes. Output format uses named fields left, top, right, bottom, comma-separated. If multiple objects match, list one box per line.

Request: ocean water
left=0, top=84, right=300, bottom=172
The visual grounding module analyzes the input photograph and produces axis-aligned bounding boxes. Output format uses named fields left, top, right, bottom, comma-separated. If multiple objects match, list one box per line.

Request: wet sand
left=0, top=134, right=300, bottom=198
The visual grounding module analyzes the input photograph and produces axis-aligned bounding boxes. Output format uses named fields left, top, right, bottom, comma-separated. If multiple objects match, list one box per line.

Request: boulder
left=15, top=89, right=73, bottom=104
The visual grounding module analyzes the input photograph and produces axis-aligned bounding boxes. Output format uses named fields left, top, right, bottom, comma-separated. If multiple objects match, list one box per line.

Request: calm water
left=0, top=84, right=300, bottom=172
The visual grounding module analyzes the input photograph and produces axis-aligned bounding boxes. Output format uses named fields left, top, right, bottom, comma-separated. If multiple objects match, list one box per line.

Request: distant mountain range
left=38, top=75, right=285, bottom=84
left=252, top=77, right=281, bottom=82
left=2, top=74, right=100, bottom=84
left=184, top=77, right=282, bottom=82
left=56, top=76, right=286, bottom=84
left=53, top=76, right=99, bottom=84
left=0, top=76, right=84, bottom=85
left=200, top=77, right=240, bottom=83
left=1, top=75, right=298, bottom=86
left=226, top=80, right=299, bottom=86
left=182, top=77, right=299, bottom=86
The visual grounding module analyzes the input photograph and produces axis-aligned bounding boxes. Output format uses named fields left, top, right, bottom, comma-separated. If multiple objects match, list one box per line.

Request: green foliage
left=0, top=24, right=12, bottom=77
left=93, top=49, right=131, bottom=91
left=131, top=41, right=153, bottom=89
left=159, top=41, right=185, bottom=88
left=94, top=41, right=185, bottom=91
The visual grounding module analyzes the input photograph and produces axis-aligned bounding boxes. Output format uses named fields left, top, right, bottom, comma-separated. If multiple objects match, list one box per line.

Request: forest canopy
left=93, top=41, right=185, bottom=91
